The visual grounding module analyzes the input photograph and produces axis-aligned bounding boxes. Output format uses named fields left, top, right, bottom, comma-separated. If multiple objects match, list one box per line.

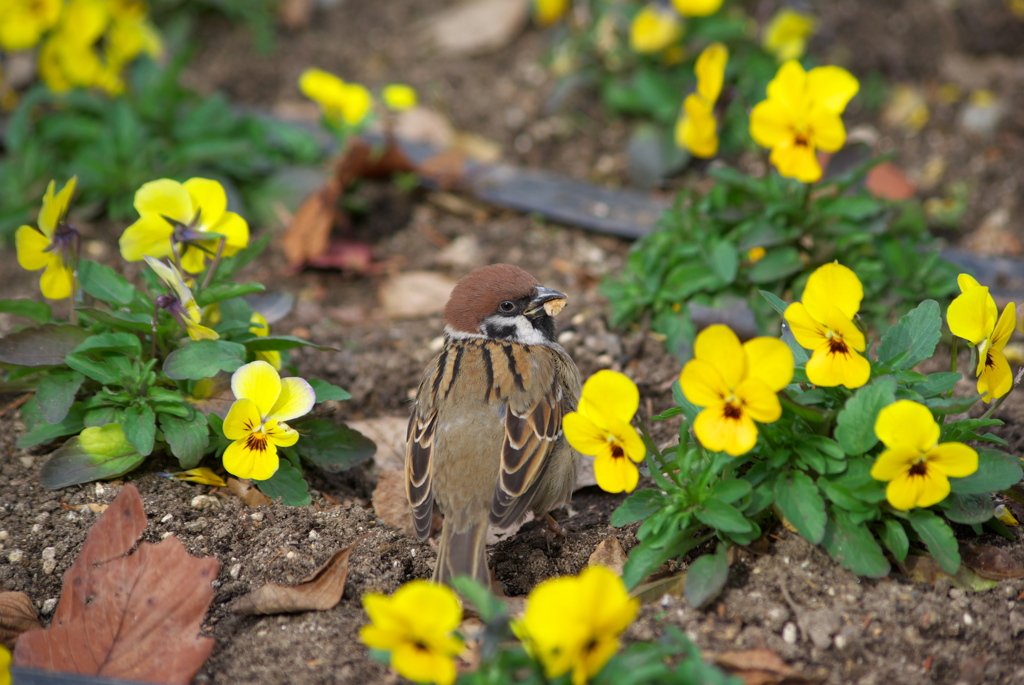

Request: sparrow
left=405, top=263, right=582, bottom=586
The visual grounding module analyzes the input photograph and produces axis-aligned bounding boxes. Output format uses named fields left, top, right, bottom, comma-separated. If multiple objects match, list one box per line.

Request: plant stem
left=150, top=309, right=159, bottom=359
left=201, top=237, right=227, bottom=289
left=69, top=231, right=81, bottom=326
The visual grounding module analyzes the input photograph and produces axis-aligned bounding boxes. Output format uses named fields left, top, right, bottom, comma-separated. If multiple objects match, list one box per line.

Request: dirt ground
left=4, top=0, right=1024, bottom=683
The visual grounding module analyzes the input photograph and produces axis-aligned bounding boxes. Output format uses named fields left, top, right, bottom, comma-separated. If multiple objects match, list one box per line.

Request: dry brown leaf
left=372, top=467, right=416, bottom=536
left=230, top=544, right=356, bottom=615
left=227, top=477, right=273, bottom=508
left=420, top=0, right=530, bottom=57
left=348, top=416, right=409, bottom=471
left=282, top=183, right=338, bottom=268
left=962, top=544, right=1024, bottom=580
left=866, top=162, right=916, bottom=200
left=379, top=271, right=458, bottom=319
left=629, top=571, right=685, bottom=604
left=278, top=0, right=314, bottom=31
left=14, top=484, right=219, bottom=684
left=418, top=149, right=470, bottom=191
left=587, top=538, right=627, bottom=576
left=713, top=648, right=823, bottom=685
left=0, top=591, right=41, bottom=649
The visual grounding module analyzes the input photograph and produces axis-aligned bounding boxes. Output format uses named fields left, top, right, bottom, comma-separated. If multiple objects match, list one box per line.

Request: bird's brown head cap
left=443, top=264, right=541, bottom=334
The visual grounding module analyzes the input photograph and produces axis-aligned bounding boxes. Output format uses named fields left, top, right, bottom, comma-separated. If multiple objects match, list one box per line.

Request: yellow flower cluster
left=676, top=42, right=728, bottom=158
left=629, top=0, right=724, bottom=54
left=2, top=0, right=163, bottom=96
left=947, top=274, right=1016, bottom=403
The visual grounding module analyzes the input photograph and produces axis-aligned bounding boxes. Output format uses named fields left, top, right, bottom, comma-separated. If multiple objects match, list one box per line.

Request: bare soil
left=4, top=1, right=1024, bottom=683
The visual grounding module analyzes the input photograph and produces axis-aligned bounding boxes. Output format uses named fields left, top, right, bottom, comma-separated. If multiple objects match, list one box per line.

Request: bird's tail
left=433, top=520, right=490, bottom=587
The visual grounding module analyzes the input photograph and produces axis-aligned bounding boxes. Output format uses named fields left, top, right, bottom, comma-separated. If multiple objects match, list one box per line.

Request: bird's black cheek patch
left=482, top=321, right=518, bottom=341
left=532, top=316, right=556, bottom=343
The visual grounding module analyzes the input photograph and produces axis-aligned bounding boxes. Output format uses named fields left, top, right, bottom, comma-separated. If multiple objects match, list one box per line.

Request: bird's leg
left=543, top=512, right=567, bottom=538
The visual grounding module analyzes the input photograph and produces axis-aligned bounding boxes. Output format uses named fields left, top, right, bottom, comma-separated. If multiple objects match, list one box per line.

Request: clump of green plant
left=2, top=176, right=374, bottom=505
left=570, top=262, right=1023, bottom=605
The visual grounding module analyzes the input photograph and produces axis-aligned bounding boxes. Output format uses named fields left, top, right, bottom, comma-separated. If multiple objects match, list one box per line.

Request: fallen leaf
left=419, top=0, right=530, bottom=57
left=905, top=555, right=998, bottom=592
left=0, top=592, right=41, bottom=649
left=713, top=648, right=822, bottom=685
left=230, top=544, right=356, bottom=615
left=186, top=375, right=234, bottom=420
left=588, top=538, right=628, bottom=576
left=227, top=477, right=273, bottom=508
left=378, top=271, right=458, bottom=319
left=13, top=484, right=219, bottom=684
left=629, top=571, right=686, bottom=604
left=278, top=0, right=313, bottom=31
left=962, top=544, right=1024, bottom=580
left=348, top=416, right=409, bottom=471
left=866, top=162, right=916, bottom=200
left=882, top=84, right=929, bottom=132
left=372, top=467, right=416, bottom=536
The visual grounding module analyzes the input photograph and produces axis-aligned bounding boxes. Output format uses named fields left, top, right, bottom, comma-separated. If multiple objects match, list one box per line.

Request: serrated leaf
left=773, top=471, right=826, bottom=544
left=0, top=324, right=91, bottom=367
left=297, top=419, right=376, bottom=473
left=160, top=413, right=209, bottom=470
left=0, top=298, right=51, bottom=323
left=37, top=371, right=85, bottom=424
left=255, top=460, right=310, bottom=506
left=38, top=424, right=145, bottom=489
left=684, top=546, right=728, bottom=609
left=908, top=509, right=960, bottom=575
left=821, top=510, right=890, bottom=578
left=78, top=259, right=136, bottom=305
left=834, top=376, right=897, bottom=456
left=123, top=404, right=156, bottom=456
left=950, top=449, right=1022, bottom=494
left=879, top=518, right=909, bottom=562
left=163, top=340, right=245, bottom=380
left=913, top=372, right=962, bottom=398
left=695, top=498, right=752, bottom=534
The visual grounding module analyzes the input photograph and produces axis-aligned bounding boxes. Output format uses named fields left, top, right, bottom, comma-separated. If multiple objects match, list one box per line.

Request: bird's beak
left=526, top=286, right=568, bottom=318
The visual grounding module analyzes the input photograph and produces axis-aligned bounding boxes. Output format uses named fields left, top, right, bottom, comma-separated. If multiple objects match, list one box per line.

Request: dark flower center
left=244, top=431, right=268, bottom=453
left=827, top=338, right=850, bottom=356
left=723, top=401, right=743, bottom=420
left=43, top=222, right=79, bottom=264
left=909, top=461, right=928, bottom=477
left=794, top=133, right=810, bottom=148
left=985, top=351, right=996, bottom=369
left=611, top=444, right=624, bottom=459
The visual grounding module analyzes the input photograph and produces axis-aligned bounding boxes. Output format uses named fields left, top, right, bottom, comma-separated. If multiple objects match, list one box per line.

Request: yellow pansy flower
left=144, top=256, right=219, bottom=341
left=629, top=3, right=683, bottom=54
left=671, top=0, right=723, bottom=16
left=105, top=13, right=162, bottom=69
left=750, top=60, right=859, bottom=183
left=1, top=643, right=11, bottom=685
left=299, top=68, right=373, bottom=126
left=946, top=274, right=1015, bottom=403
left=762, top=8, right=817, bottom=62
left=515, top=566, right=639, bottom=685
left=15, top=177, right=78, bottom=300
left=381, top=83, right=417, bottom=112
left=675, top=42, right=728, bottom=158
left=249, top=312, right=282, bottom=370
left=119, top=178, right=250, bottom=273
left=360, top=580, right=463, bottom=685
left=681, top=324, right=793, bottom=456
left=870, top=400, right=978, bottom=510
left=222, top=361, right=316, bottom=480
left=0, top=0, right=62, bottom=51
left=563, top=371, right=646, bottom=494
left=784, top=262, right=870, bottom=389
left=533, top=0, right=570, bottom=26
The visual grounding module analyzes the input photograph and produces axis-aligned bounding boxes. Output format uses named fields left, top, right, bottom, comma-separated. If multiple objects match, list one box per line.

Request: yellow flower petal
left=926, top=443, right=978, bottom=479
left=581, top=565, right=640, bottom=634
left=783, top=301, right=827, bottom=351
left=735, top=378, right=782, bottom=423
left=39, top=255, right=74, bottom=300
left=870, top=445, right=920, bottom=482
left=749, top=98, right=795, bottom=149
left=991, top=302, right=1016, bottom=352
left=340, top=83, right=373, bottom=125
left=762, top=9, right=816, bottom=62
left=134, top=178, right=193, bottom=222
left=801, top=262, right=864, bottom=323
left=223, top=398, right=262, bottom=441
left=231, top=361, right=282, bottom=417
left=630, top=4, right=683, bottom=54
left=671, top=0, right=723, bottom=16
left=593, top=451, right=640, bottom=493
left=533, top=0, right=569, bottom=26
left=268, top=377, right=316, bottom=422
left=885, top=470, right=928, bottom=511
left=578, top=370, right=640, bottom=423
left=911, top=468, right=951, bottom=508
left=807, top=65, right=860, bottom=114
left=680, top=358, right=729, bottom=408
left=742, top=337, right=794, bottom=391
left=39, top=176, right=76, bottom=236
left=676, top=93, right=719, bottom=158
left=694, top=42, right=728, bottom=103
left=184, top=178, right=227, bottom=227
left=119, top=214, right=175, bottom=262
left=391, top=643, right=457, bottom=685
left=765, top=60, right=809, bottom=111
left=805, top=343, right=870, bottom=389
left=805, top=105, right=847, bottom=152
left=184, top=320, right=220, bottom=341
left=947, top=286, right=997, bottom=346
left=978, top=348, right=1013, bottom=402
left=299, top=68, right=346, bottom=107
left=212, top=211, right=250, bottom=253
left=265, top=419, right=300, bottom=447
left=769, top=142, right=823, bottom=183
left=15, top=225, right=50, bottom=271
left=693, top=324, right=745, bottom=390
left=874, top=400, right=939, bottom=451
left=563, top=412, right=611, bottom=457
left=957, top=273, right=981, bottom=292
left=382, top=83, right=417, bottom=112
left=694, top=402, right=759, bottom=455
left=223, top=436, right=279, bottom=481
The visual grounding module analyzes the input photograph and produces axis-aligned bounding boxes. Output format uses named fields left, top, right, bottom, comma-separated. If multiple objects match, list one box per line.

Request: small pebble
left=308, top=529, right=319, bottom=540
left=251, top=512, right=265, bottom=522
left=0, top=531, right=8, bottom=541
left=229, top=563, right=242, bottom=579
left=963, top=613, right=974, bottom=626
left=7, top=550, right=24, bottom=564
left=190, top=495, right=220, bottom=510
left=782, top=622, right=798, bottom=644
left=161, top=514, right=174, bottom=523
left=286, top=551, right=297, bottom=560
left=41, top=598, right=58, bottom=615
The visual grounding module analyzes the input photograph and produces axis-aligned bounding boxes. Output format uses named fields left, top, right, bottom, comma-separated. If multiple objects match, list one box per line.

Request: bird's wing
left=405, top=356, right=440, bottom=542
left=489, top=343, right=563, bottom=527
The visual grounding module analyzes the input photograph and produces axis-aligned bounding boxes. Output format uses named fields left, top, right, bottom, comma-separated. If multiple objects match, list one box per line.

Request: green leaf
left=76, top=308, right=153, bottom=332
left=758, top=290, right=789, bottom=316
left=834, top=376, right=897, bottom=456
left=123, top=404, right=156, bottom=456
left=708, top=479, right=752, bottom=504
left=780, top=321, right=810, bottom=366
left=821, top=195, right=882, bottom=220
left=215, top=233, right=271, bottom=281
left=821, top=510, right=890, bottom=578
left=163, top=340, right=246, bottom=380
left=17, top=403, right=86, bottom=448
left=77, top=259, right=136, bottom=305
left=695, top=498, right=752, bottom=534
left=611, top=489, right=668, bottom=526
left=255, top=460, right=311, bottom=506
left=708, top=241, right=739, bottom=285
left=684, top=546, right=729, bottom=609
left=747, top=247, right=803, bottom=284
left=913, top=372, right=962, bottom=398
left=448, top=577, right=507, bottom=624
left=950, top=449, right=1022, bottom=494
left=879, top=518, right=909, bottom=562
left=64, top=353, right=121, bottom=385
left=0, top=324, right=91, bottom=367
left=908, top=509, right=960, bottom=574
left=38, top=423, right=145, bottom=489
left=194, top=282, right=266, bottom=308
left=923, top=393, right=984, bottom=414
left=72, top=332, right=143, bottom=358
left=297, top=419, right=376, bottom=473
left=37, top=371, right=85, bottom=424
left=0, top=299, right=51, bottom=323
left=940, top=492, right=994, bottom=525
left=160, top=413, right=209, bottom=470
left=242, top=335, right=338, bottom=352
left=773, top=471, right=827, bottom=544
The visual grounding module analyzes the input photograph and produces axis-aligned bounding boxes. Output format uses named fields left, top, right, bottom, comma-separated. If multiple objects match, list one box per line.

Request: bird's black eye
left=499, top=301, right=516, bottom=313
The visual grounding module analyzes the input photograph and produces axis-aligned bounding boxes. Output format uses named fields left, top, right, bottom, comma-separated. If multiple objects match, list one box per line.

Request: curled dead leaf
left=0, top=591, right=41, bottom=649
left=230, top=544, right=356, bottom=615
left=714, top=648, right=823, bottom=685
left=13, top=484, right=219, bottom=684
left=962, top=544, right=1024, bottom=580
left=227, top=477, right=273, bottom=508
left=587, top=538, right=628, bottom=576
left=372, top=467, right=416, bottom=536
